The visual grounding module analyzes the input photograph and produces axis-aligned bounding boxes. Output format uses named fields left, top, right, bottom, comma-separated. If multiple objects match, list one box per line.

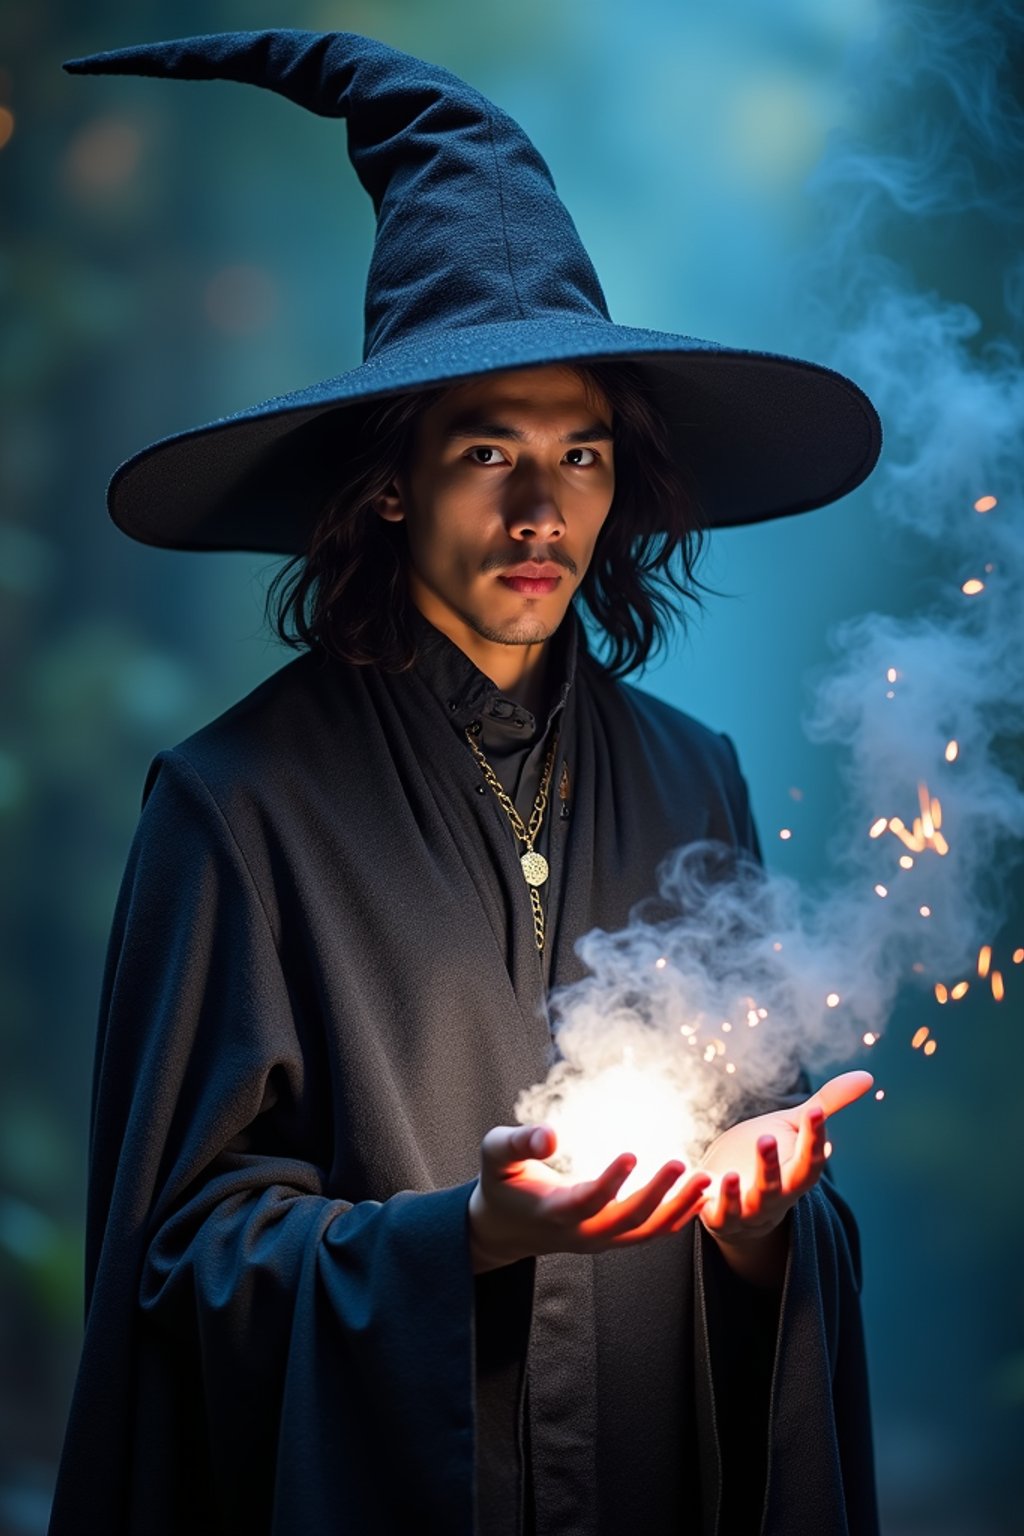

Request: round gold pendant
left=520, top=849, right=549, bottom=887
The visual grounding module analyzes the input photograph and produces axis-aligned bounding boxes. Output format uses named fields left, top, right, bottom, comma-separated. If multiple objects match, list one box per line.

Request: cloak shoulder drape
left=49, top=634, right=877, bottom=1536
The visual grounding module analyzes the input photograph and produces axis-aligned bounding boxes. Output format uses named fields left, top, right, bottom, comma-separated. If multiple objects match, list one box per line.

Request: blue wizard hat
left=64, top=30, right=881, bottom=554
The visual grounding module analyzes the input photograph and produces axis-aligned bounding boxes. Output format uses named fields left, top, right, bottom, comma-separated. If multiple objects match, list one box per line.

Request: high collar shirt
left=407, top=603, right=575, bottom=807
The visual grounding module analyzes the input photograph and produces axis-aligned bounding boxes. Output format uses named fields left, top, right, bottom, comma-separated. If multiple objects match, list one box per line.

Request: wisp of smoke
left=516, top=841, right=902, bottom=1182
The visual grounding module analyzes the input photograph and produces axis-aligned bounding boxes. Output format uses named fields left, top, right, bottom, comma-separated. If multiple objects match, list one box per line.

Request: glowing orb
left=542, top=1058, right=699, bottom=1198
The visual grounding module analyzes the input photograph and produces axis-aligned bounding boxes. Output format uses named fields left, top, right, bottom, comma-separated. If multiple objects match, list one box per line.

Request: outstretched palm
left=699, top=1070, right=874, bottom=1243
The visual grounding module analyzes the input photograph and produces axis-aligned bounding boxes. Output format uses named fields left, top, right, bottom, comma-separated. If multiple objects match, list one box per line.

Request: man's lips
left=496, top=562, right=566, bottom=595
left=498, top=574, right=562, bottom=595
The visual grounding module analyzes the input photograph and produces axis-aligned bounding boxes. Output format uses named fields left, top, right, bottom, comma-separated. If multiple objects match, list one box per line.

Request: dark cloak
left=48, top=615, right=878, bottom=1535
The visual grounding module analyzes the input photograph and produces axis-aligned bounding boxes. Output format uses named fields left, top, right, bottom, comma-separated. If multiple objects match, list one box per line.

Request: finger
left=561, top=1153, right=639, bottom=1221
left=804, top=1070, right=874, bottom=1119
left=481, top=1123, right=556, bottom=1178
left=586, top=1160, right=688, bottom=1238
left=700, top=1171, right=742, bottom=1231
left=785, top=1106, right=827, bottom=1192
left=641, top=1170, right=713, bottom=1235
left=756, top=1135, right=784, bottom=1196
left=605, top=1170, right=709, bottom=1244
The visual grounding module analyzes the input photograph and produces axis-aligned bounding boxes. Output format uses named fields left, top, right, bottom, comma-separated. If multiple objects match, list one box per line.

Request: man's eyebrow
left=441, top=416, right=614, bottom=444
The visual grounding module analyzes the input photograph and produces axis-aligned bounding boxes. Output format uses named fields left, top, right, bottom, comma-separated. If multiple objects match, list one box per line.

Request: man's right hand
left=467, top=1123, right=711, bottom=1274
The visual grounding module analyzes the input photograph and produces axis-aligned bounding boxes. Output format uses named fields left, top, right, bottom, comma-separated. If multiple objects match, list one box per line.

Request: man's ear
left=374, top=479, right=406, bottom=524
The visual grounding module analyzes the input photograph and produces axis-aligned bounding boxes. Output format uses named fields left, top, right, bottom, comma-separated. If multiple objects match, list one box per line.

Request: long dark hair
left=265, top=361, right=708, bottom=678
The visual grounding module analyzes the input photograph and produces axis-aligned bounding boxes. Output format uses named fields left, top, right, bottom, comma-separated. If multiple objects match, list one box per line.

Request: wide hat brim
left=107, top=315, right=881, bottom=553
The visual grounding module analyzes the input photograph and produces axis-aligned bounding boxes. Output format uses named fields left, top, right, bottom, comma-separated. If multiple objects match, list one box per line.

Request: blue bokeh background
left=2, top=1, right=1022, bottom=1531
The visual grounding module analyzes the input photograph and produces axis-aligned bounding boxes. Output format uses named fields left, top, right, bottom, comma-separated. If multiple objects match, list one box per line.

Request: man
left=52, top=29, right=882, bottom=1536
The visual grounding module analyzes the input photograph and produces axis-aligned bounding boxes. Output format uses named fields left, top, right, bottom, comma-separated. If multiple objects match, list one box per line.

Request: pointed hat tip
left=62, top=38, right=201, bottom=75
left=61, top=32, right=293, bottom=77
left=64, top=35, right=218, bottom=75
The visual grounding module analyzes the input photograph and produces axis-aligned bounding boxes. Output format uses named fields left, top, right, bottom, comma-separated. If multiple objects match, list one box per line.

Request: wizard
left=51, top=29, right=881, bottom=1536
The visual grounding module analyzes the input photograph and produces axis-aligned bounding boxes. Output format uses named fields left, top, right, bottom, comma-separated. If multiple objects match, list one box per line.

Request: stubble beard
left=463, top=607, right=561, bottom=646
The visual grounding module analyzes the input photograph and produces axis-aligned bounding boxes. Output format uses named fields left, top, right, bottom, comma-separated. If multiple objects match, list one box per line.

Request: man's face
left=377, top=365, right=615, bottom=647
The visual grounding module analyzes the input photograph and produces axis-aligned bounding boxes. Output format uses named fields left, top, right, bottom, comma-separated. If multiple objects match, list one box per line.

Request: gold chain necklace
left=465, top=722, right=560, bottom=952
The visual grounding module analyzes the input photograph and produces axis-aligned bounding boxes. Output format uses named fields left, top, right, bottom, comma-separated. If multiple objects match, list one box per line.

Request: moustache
left=483, top=551, right=578, bottom=577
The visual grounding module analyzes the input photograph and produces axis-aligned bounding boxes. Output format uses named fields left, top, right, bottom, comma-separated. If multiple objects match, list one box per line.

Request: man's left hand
left=698, top=1070, right=874, bottom=1253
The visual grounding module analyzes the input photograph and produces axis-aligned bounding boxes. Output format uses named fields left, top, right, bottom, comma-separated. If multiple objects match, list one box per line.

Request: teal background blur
left=2, top=2, right=1022, bottom=1532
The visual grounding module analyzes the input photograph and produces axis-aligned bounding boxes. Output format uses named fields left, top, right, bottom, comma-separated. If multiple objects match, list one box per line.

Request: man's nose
left=504, top=464, right=566, bottom=542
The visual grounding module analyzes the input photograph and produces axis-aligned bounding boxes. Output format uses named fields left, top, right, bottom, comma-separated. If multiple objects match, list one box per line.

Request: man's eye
left=564, top=447, right=598, bottom=466
left=468, top=446, right=506, bottom=465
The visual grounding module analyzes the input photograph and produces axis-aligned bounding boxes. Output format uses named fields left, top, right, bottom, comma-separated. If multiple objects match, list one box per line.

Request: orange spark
left=978, top=945, right=992, bottom=978
left=961, top=578, right=985, bottom=595
left=923, top=1040, right=937, bottom=1056
left=912, top=1026, right=930, bottom=1049
left=869, top=817, right=888, bottom=839
left=1013, top=948, right=1023, bottom=965
left=918, top=784, right=935, bottom=838
left=973, top=495, right=997, bottom=512
left=934, top=983, right=948, bottom=1004
left=888, top=816, right=926, bottom=853
left=991, top=971, right=1005, bottom=1002
left=950, top=981, right=969, bottom=1000
left=945, top=740, right=959, bottom=762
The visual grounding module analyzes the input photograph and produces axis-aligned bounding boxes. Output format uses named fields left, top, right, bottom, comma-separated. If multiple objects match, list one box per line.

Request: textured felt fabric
left=62, top=30, right=881, bottom=551
left=48, top=615, right=879, bottom=1535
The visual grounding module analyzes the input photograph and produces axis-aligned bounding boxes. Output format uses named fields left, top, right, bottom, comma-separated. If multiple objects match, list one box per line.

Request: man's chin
left=469, top=609, right=565, bottom=646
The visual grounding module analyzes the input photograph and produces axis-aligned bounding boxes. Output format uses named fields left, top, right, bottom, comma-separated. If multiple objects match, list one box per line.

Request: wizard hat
left=64, top=29, right=882, bottom=554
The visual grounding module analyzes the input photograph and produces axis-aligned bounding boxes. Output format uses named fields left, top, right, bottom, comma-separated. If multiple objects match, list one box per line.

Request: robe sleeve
left=48, top=750, right=478, bottom=1536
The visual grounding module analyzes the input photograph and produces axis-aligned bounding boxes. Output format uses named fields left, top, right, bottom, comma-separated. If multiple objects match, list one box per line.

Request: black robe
left=48, top=614, right=878, bottom=1536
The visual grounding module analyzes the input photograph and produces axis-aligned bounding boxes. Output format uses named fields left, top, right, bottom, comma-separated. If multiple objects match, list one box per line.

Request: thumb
left=805, top=1070, right=874, bottom=1118
left=481, top=1123, right=556, bottom=1173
